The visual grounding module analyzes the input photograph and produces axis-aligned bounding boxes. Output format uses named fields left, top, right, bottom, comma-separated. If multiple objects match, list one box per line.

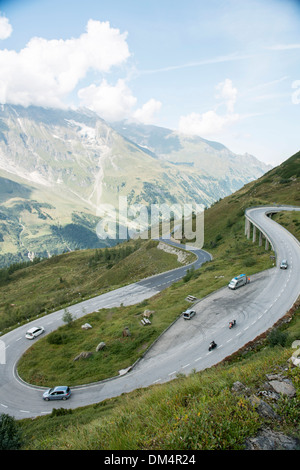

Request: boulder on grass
left=73, top=351, right=93, bottom=361
left=143, top=310, right=155, bottom=318
left=96, top=342, right=106, bottom=352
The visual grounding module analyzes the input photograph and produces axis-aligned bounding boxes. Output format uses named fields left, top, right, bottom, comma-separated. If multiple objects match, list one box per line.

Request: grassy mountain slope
left=5, top=150, right=300, bottom=449
left=202, top=150, right=300, bottom=254
left=0, top=239, right=195, bottom=332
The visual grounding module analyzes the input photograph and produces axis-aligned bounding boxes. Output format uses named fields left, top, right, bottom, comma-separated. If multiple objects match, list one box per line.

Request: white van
left=228, top=274, right=248, bottom=290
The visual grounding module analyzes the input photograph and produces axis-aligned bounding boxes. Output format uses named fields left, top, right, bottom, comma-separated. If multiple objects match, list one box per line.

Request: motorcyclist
left=210, top=340, right=216, bottom=348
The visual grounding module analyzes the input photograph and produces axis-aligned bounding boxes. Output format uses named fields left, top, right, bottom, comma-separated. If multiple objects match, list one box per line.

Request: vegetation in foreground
left=17, top=306, right=300, bottom=449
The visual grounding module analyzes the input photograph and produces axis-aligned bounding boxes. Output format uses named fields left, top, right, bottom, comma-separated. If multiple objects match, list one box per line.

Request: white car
left=25, top=326, right=45, bottom=339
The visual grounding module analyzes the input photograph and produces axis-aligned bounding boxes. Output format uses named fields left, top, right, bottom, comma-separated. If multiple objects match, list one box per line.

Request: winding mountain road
left=0, top=205, right=299, bottom=419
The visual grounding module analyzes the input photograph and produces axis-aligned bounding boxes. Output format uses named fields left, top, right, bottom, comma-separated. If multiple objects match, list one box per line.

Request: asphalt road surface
left=0, top=206, right=299, bottom=419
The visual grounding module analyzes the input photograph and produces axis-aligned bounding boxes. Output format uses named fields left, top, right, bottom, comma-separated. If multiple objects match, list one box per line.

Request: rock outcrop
left=231, top=368, right=299, bottom=450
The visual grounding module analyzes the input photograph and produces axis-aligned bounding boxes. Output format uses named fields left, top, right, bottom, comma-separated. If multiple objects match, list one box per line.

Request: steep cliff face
left=0, top=104, right=271, bottom=265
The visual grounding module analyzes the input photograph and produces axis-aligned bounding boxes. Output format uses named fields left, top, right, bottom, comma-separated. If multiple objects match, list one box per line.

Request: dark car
left=43, top=386, right=71, bottom=401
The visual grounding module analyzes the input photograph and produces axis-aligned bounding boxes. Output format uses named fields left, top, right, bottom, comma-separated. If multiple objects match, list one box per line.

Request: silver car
left=43, top=386, right=71, bottom=401
left=182, top=309, right=196, bottom=320
left=280, top=259, right=288, bottom=269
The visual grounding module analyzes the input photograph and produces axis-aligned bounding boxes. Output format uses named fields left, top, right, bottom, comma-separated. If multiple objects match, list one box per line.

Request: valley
left=0, top=104, right=271, bottom=266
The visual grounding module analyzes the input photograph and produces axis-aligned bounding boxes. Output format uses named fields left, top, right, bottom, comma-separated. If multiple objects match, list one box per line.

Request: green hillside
left=0, top=238, right=194, bottom=333
left=2, top=150, right=300, bottom=450
left=202, top=150, right=300, bottom=253
left=19, top=332, right=300, bottom=450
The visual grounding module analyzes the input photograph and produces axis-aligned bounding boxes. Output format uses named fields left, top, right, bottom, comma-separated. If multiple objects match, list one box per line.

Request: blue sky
left=0, top=0, right=300, bottom=166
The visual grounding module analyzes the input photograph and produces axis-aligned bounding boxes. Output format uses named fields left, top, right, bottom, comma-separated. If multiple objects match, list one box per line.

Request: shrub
left=62, top=308, right=75, bottom=325
left=0, top=413, right=22, bottom=450
left=183, top=266, right=195, bottom=282
left=51, top=408, right=73, bottom=417
left=244, top=257, right=256, bottom=267
left=47, top=331, right=69, bottom=345
left=267, top=329, right=288, bottom=347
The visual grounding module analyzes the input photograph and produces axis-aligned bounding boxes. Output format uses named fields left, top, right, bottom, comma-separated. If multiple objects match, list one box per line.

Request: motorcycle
left=208, top=341, right=217, bottom=351
left=229, top=320, right=236, bottom=329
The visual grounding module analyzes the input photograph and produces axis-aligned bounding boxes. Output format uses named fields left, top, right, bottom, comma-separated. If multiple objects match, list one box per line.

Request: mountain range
left=0, top=104, right=271, bottom=266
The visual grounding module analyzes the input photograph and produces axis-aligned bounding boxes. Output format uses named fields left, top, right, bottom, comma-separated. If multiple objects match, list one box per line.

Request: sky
left=0, top=0, right=300, bottom=166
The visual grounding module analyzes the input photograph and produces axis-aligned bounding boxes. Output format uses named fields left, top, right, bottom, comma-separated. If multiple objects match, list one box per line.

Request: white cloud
left=78, top=80, right=162, bottom=124
left=178, top=110, right=240, bottom=137
left=133, top=98, right=162, bottom=124
left=215, top=78, right=237, bottom=113
left=0, top=18, right=162, bottom=124
left=292, top=80, right=300, bottom=105
left=0, top=19, right=130, bottom=108
left=0, top=17, right=166, bottom=125
left=178, top=79, right=240, bottom=138
left=0, top=15, right=12, bottom=40
left=78, top=79, right=137, bottom=121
